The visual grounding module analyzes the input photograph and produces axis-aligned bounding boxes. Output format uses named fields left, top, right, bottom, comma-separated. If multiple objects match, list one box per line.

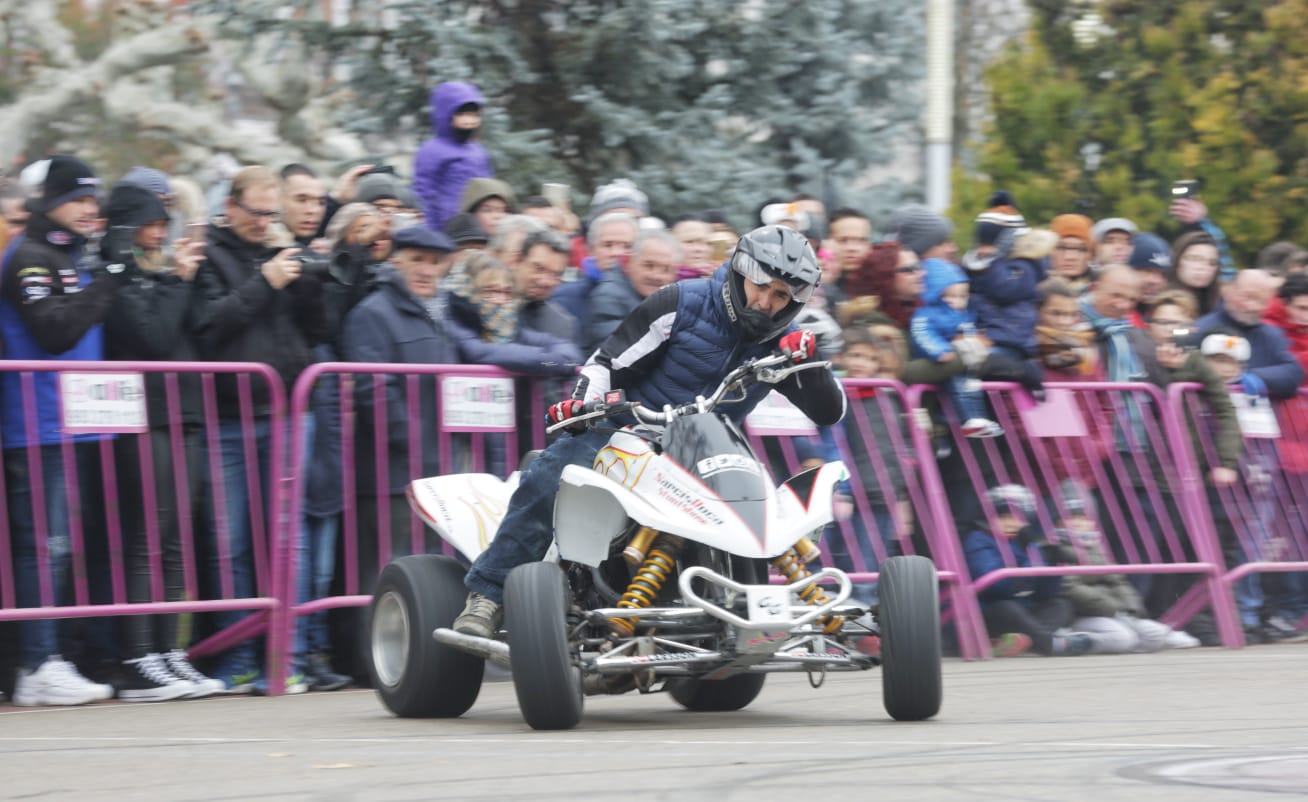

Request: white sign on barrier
left=1231, top=392, right=1281, bottom=439
left=59, top=372, right=149, bottom=433
left=440, top=376, right=517, bottom=432
left=745, top=391, right=817, bottom=436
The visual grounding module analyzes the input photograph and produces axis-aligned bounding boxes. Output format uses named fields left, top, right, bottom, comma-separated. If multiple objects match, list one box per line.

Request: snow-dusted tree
left=218, top=0, right=927, bottom=225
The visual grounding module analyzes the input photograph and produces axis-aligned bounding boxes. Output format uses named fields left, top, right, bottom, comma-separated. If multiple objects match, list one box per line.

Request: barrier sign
left=59, top=372, right=149, bottom=433
left=745, top=391, right=817, bottom=436
left=440, top=376, right=517, bottom=432
left=1231, top=392, right=1280, bottom=439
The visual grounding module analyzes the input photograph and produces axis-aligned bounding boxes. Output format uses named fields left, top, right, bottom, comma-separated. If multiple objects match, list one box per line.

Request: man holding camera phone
left=191, top=164, right=329, bottom=693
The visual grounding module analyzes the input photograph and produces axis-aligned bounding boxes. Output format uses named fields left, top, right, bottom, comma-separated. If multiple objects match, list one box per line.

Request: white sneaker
left=1164, top=629, right=1201, bottom=649
left=118, top=654, right=195, bottom=703
left=13, top=656, right=115, bottom=706
left=961, top=418, right=1003, bottom=438
left=163, top=650, right=225, bottom=699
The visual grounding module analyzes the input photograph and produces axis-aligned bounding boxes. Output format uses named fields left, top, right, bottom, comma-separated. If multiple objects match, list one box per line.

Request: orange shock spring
left=609, top=547, right=677, bottom=637
left=772, top=546, right=844, bottom=635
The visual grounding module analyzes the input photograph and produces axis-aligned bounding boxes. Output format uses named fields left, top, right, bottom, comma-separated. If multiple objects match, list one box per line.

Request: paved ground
left=2, top=646, right=1306, bottom=802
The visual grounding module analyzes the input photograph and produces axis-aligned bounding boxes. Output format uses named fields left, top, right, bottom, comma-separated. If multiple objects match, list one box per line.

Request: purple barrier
left=283, top=363, right=527, bottom=655
left=915, top=380, right=1242, bottom=652
left=0, top=360, right=291, bottom=690
left=747, top=378, right=987, bottom=660
left=1170, top=384, right=1308, bottom=645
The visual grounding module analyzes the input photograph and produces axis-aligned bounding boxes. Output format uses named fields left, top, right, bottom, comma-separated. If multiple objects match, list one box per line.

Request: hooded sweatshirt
left=412, top=81, right=494, bottom=230
left=909, top=258, right=975, bottom=361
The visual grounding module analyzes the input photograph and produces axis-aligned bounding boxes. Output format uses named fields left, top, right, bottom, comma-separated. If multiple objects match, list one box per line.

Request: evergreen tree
left=955, top=0, right=1308, bottom=263
left=216, top=0, right=925, bottom=226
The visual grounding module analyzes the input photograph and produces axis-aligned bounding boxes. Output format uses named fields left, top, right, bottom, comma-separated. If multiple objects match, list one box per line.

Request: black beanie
left=38, top=155, right=101, bottom=213
left=104, top=183, right=168, bottom=231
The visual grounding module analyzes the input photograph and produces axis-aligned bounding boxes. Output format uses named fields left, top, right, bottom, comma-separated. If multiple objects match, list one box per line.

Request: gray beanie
left=588, top=178, right=649, bottom=220
left=121, top=166, right=171, bottom=197
left=891, top=204, right=954, bottom=256
left=356, top=173, right=400, bottom=204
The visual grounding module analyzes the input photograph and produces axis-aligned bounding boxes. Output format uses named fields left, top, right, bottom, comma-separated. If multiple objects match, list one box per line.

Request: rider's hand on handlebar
left=778, top=330, right=817, bottom=362
left=546, top=398, right=588, bottom=432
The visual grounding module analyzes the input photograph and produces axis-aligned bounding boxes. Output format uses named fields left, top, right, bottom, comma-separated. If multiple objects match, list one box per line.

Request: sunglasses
left=895, top=265, right=923, bottom=274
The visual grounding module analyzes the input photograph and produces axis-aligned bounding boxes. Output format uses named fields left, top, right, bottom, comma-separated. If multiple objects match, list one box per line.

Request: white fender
left=405, top=473, right=520, bottom=561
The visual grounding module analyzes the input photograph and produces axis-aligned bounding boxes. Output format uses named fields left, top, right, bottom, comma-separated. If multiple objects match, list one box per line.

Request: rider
left=454, top=225, right=847, bottom=637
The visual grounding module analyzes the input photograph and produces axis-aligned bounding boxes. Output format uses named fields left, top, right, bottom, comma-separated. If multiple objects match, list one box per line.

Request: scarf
left=445, top=264, right=520, bottom=343
left=1079, top=295, right=1146, bottom=450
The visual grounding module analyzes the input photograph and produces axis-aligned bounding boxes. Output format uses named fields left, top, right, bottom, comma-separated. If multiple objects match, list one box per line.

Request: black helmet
left=722, top=225, right=820, bottom=343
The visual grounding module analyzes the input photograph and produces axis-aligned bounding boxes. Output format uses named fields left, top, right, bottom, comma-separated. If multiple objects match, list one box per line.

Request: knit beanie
left=1050, top=214, right=1093, bottom=244
left=36, top=155, right=100, bottom=213
left=891, top=204, right=953, bottom=257
left=120, top=166, right=172, bottom=198
left=974, top=190, right=1025, bottom=246
left=588, top=178, right=649, bottom=220
left=444, top=212, right=489, bottom=245
left=356, top=173, right=401, bottom=205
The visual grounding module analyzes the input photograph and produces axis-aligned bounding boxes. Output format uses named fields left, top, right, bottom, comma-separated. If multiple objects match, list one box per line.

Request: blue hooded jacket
left=909, top=258, right=975, bottom=360
left=962, top=527, right=1063, bottom=605
left=412, top=82, right=494, bottom=230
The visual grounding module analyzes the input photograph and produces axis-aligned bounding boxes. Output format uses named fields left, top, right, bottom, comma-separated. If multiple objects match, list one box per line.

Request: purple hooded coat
left=413, top=81, right=494, bottom=230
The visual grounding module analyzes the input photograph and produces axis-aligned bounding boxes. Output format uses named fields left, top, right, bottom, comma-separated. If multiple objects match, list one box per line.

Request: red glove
left=546, top=398, right=586, bottom=428
left=778, top=330, right=816, bottom=362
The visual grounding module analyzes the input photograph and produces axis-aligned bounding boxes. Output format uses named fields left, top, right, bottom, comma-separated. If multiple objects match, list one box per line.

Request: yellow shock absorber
left=772, top=544, right=844, bottom=635
left=609, top=546, right=677, bottom=637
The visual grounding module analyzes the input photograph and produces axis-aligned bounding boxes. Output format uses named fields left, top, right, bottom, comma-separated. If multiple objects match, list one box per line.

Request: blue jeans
left=292, top=412, right=336, bottom=658
left=464, top=429, right=609, bottom=603
left=948, top=374, right=987, bottom=422
left=206, top=418, right=272, bottom=673
left=6, top=445, right=73, bottom=670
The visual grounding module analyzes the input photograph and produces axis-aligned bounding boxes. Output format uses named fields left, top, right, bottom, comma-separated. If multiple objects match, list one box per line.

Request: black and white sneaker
left=163, top=650, right=226, bottom=699
left=118, top=653, right=196, bottom=702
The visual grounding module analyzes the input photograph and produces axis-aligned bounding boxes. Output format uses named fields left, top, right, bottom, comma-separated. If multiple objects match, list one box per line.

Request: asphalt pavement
left=2, top=646, right=1306, bottom=801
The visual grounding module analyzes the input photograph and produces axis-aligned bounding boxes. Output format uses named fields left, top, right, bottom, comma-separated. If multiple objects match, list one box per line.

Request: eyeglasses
left=1150, top=318, right=1189, bottom=328
left=895, top=265, right=923, bottom=274
left=1056, top=244, right=1088, bottom=253
left=479, top=286, right=514, bottom=298
left=234, top=199, right=282, bottom=222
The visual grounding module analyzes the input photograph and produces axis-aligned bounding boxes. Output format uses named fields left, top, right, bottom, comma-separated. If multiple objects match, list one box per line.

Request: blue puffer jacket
left=624, top=270, right=780, bottom=424
left=909, top=259, right=974, bottom=361
left=962, top=527, right=1063, bottom=605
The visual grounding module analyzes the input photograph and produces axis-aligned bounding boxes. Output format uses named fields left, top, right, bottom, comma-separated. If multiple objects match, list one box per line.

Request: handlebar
left=544, top=352, right=831, bottom=434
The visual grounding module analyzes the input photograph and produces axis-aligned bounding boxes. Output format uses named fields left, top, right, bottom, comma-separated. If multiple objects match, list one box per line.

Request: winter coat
left=1060, top=534, right=1146, bottom=617
left=1263, top=297, right=1308, bottom=386
left=1262, top=296, right=1308, bottom=474
left=969, top=254, right=1047, bottom=355
left=341, top=267, right=458, bottom=496
left=909, top=259, right=974, bottom=361
left=412, top=82, right=494, bottom=230
left=962, top=528, right=1064, bottom=606
left=191, top=223, right=328, bottom=417
left=1169, top=350, right=1242, bottom=472
left=446, top=294, right=582, bottom=377
left=1195, top=304, right=1305, bottom=399
left=0, top=214, right=122, bottom=447
left=584, top=267, right=647, bottom=353
left=551, top=258, right=603, bottom=330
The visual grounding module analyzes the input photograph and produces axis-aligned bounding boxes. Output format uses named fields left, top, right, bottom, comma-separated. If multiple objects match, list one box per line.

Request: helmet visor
left=731, top=250, right=815, bottom=304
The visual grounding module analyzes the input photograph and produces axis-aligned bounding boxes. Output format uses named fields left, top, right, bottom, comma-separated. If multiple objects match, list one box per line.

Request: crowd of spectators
left=3, top=79, right=1307, bottom=705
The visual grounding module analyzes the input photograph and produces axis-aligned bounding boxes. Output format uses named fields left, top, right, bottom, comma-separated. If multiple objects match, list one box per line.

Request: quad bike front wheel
left=505, top=561, right=584, bottom=730
left=369, top=555, right=485, bottom=717
left=878, top=555, right=942, bottom=721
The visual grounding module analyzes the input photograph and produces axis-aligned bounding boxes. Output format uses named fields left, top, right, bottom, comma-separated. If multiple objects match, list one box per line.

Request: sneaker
left=453, top=592, right=503, bottom=639
left=303, top=652, right=350, bottom=692
left=1265, top=615, right=1299, bottom=637
left=163, top=650, right=226, bottom=699
left=213, top=665, right=260, bottom=695
left=1052, top=632, right=1094, bottom=656
left=13, top=656, right=115, bottom=706
left=118, top=654, right=195, bottom=702
left=961, top=418, right=1003, bottom=438
left=1163, top=629, right=1201, bottom=649
left=991, top=632, right=1033, bottom=658
left=251, top=670, right=309, bottom=697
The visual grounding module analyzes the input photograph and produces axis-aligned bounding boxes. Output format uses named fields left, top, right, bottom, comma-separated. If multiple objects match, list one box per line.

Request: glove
left=953, top=335, right=989, bottom=372
left=779, top=330, right=816, bottom=362
left=1238, top=373, right=1267, bottom=398
left=546, top=399, right=586, bottom=430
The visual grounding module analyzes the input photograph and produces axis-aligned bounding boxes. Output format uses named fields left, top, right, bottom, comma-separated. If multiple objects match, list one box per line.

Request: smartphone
left=1171, top=179, right=1199, bottom=200
left=363, top=165, right=396, bottom=176
left=186, top=220, right=208, bottom=241
left=542, top=182, right=571, bottom=209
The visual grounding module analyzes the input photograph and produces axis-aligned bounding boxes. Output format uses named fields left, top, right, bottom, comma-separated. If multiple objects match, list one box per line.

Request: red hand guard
left=778, top=330, right=816, bottom=362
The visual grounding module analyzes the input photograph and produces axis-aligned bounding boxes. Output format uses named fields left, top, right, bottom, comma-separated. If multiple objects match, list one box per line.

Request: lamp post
left=925, top=0, right=953, bottom=212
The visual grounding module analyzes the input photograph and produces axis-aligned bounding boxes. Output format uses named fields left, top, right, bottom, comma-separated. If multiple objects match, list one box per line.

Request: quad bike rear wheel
left=369, top=555, right=485, bottom=717
left=505, top=561, right=585, bottom=730
left=878, top=555, right=942, bottom=721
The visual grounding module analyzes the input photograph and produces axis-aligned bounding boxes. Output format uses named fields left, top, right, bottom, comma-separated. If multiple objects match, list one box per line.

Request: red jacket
left=1264, top=297, right=1308, bottom=382
left=1264, top=297, right=1308, bottom=473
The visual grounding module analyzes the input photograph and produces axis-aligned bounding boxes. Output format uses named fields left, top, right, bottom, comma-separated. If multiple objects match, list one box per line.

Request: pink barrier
left=1170, top=384, right=1308, bottom=646
left=0, top=360, right=291, bottom=691
left=915, top=380, right=1243, bottom=651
